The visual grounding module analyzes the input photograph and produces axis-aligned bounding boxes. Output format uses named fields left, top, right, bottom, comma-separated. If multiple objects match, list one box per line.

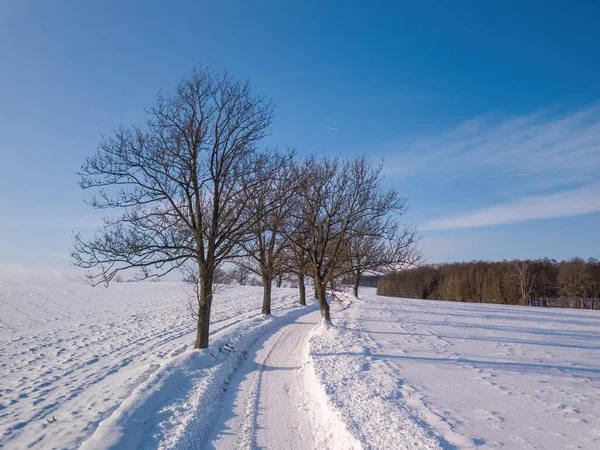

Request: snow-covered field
left=310, top=289, right=600, bottom=449
left=0, top=282, right=314, bottom=449
left=2, top=281, right=599, bottom=449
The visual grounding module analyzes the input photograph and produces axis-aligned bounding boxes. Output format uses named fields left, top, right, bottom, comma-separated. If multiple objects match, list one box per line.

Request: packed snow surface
left=206, top=308, right=360, bottom=449
left=310, top=289, right=600, bottom=449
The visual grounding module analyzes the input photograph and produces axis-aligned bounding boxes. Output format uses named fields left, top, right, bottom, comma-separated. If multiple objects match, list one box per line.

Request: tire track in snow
left=207, top=310, right=319, bottom=450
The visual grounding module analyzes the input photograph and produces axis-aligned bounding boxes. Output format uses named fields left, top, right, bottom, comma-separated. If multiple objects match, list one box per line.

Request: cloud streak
left=386, top=103, right=600, bottom=189
left=423, top=184, right=600, bottom=230
left=380, top=103, right=600, bottom=230
left=321, top=125, right=340, bottom=131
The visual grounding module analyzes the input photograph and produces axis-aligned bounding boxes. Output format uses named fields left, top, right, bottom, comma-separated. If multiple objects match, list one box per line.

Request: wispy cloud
left=321, top=125, right=340, bottom=131
left=423, top=184, right=600, bottom=230
left=386, top=103, right=600, bottom=189
left=381, top=103, right=600, bottom=230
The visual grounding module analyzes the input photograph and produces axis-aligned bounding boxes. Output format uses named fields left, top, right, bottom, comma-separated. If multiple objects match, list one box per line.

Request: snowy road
left=208, top=309, right=320, bottom=449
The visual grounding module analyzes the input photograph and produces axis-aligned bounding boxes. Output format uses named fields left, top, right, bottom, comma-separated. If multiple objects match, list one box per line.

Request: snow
left=2, top=281, right=599, bottom=450
left=206, top=307, right=362, bottom=450
left=0, top=282, right=313, bottom=450
left=208, top=310, right=316, bottom=449
left=307, top=295, right=445, bottom=449
left=81, top=296, right=317, bottom=450
left=0, top=265, right=80, bottom=285
left=308, top=288, right=600, bottom=449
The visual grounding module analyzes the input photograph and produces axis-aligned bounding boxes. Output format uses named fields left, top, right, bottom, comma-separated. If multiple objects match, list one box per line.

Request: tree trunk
left=353, top=272, right=360, bottom=298
left=313, top=277, right=319, bottom=299
left=298, top=273, right=306, bottom=306
left=262, top=276, right=272, bottom=315
left=276, top=272, right=283, bottom=288
left=317, top=282, right=331, bottom=324
left=194, top=274, right=213, bottom=349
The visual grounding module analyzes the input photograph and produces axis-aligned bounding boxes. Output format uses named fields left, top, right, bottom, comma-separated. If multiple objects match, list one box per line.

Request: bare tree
left=275, top=271, right=284, bottom=288
left=239, top=150, right=296, bottom=314
left=181, top=262, right=232, bottom=321
left=288, top=156, right=406, bottom=324
left=512, top=260, right=535, bottom=305
left=232, top=264, right=252, bottom=286
left=287, top=238, right=311, bottom=306
left=283, top=181, right=313, bottom=307
left=347, top=224, right=421, bottom=298
left=72, top=66, right=274, bottom=349
left=213, top=266, right=233, bottom=285
left=558, top=258, right=592, bottom=307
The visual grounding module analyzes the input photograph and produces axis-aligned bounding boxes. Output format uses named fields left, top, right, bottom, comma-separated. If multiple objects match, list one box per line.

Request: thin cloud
left=321, top=125, right=340, bottom=131
left=423, top=184, right=600, bottom=230
left=385, top=103, right=600, bottom=189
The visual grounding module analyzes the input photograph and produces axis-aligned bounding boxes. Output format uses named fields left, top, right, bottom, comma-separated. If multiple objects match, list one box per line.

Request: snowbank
left=81, top=301, right=317, bottom=450
left=306, top=297, right=445, bottom=449
left=301, top=325, right=363, bottom=449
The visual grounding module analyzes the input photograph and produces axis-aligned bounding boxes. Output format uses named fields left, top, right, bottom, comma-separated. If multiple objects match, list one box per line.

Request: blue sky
left=1, top=0, right=599, bottom=271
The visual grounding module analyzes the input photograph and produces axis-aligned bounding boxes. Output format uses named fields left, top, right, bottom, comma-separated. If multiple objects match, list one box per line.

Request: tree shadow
left=358, top=328, right=600, bottom=351
left=313, top=351, right=600, bottom=378
left=407, top=319, right=600, bottom=341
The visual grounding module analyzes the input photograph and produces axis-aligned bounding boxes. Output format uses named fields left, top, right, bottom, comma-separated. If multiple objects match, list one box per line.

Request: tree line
left=72, top=66, right=419, bottom=349
left=377, top=258, right=600, bottom=309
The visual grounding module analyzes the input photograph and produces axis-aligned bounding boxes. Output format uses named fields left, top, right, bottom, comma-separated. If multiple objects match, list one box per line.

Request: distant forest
left=377, top=258, right=600, bottom=309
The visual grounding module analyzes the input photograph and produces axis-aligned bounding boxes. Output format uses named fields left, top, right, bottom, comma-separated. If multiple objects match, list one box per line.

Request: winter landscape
left=2, top=282, right=599, bottom=449
left=2, top=2, right=600, bottom=450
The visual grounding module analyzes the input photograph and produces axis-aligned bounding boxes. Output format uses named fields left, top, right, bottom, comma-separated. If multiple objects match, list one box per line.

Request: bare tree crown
left=73, top=67, right=274, bottom=286
left=72, top=65, right=420, bottom=344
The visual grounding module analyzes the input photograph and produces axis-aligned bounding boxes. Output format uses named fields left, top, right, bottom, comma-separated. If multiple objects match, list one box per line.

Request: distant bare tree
left=347, top=224, right=421, bottom=298
left=288, top=156, right=406, bottom=324
left=283, top=182, right=313, bottom=307
left=275, top=271, right=284, bottom=288
left=512, top=260, right=535, bottom=305
left=72, top=66, right=274, bottom=349
left=558, top=258, right=592, bottom=306
left=232, top=264, right=252, bottom=286
left=288, top=240, right=311, bottom=305
left=213, top=266, right=232, bottom=285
